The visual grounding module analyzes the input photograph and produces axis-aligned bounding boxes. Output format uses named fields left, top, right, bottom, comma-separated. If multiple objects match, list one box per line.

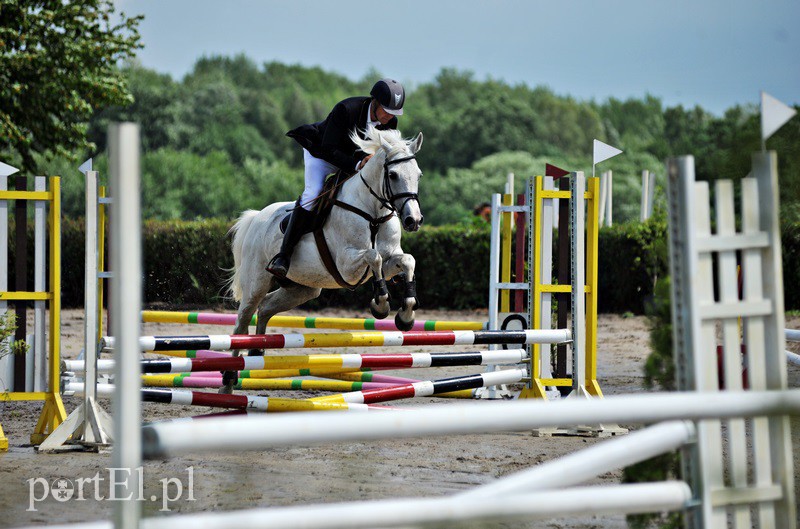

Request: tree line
left=64, top=56, right=800, bottom=224
left=2, top=2, right=796, bottom=225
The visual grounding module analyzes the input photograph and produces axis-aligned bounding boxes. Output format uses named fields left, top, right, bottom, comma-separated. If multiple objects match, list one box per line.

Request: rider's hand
left=358, top=155, right=373, bottom=170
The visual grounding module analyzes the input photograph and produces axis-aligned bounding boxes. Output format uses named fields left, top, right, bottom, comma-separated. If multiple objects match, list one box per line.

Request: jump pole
left=101, top=329, right=570, bottom=352
left=68, top=349, right=529, bottom=374
left=310, top=368, right=526, bottom=405
left=137, top=374, right=476, bottom=398
left=142, top=310, right=485, bottom=331
left=65, top=384, right=389, bottom=412
left=138, top=377, right=403, bottom=392
left=141, top=389, right=800, bottom=458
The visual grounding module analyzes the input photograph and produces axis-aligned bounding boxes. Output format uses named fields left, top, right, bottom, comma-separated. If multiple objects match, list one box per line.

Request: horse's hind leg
left=383, top=253, right=417, bottom=331
left=245, top=283, right=319, bottom=356
left=220, top=276, right=273, bottom=394
left=256, top=283, right=322, bottom=335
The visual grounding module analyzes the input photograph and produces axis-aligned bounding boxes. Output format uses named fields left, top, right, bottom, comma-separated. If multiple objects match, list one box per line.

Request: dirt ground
left=1, top=308, right=799, bottom=529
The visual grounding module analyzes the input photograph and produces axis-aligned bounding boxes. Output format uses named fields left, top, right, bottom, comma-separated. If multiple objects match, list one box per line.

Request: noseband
left=361, top=154, right=420, bottom=215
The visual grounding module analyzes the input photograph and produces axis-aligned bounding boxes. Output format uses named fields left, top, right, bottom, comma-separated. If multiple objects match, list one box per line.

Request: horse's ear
left=410, top=132, right=423, bottom=154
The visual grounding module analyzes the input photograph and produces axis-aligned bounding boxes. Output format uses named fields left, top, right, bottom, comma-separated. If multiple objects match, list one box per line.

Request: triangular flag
left=545, top=163, right=570, bottom=179
left=761, top=91, right=796, bottom=143
left=593, top=140, right=623, bottom=166
left=78, top=158, right=93, bottom=174
left=0, top=161, right=19, bottom=177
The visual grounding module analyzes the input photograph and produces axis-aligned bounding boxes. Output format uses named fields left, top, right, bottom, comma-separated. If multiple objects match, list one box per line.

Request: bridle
left=360, top=153, right=420, bottom=216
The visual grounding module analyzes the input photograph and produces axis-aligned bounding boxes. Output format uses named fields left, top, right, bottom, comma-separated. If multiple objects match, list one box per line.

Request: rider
left=266, top=78, right=406, bottom=279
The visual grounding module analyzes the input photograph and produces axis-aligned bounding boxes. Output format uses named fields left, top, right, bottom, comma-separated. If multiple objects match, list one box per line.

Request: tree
left=0, top=0, right=142, bottom=172
left=88, top=64, right=183, bottom=154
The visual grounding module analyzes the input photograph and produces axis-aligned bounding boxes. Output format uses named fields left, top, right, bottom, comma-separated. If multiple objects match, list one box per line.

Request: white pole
left=109, top=123, right=142, bottom=529
left=142, top=389, right=800, bottom=458
left=28, top=482, right=692, bottom=529
left=647, top=171, right=656, bottom=219
left=0, top=175, right=9, bottom=391
left=33, top=176, right=46, bottom=391
left=598, top=173, right=607, bottom=225
left=640, top=170, right=649, bottom=222
left=787, top=351, right=800, bottom=366
left=487, top=193, right=501, bottom=333
left=460, top=420, right=694, bottom=498
left=786, top=329, right=800, bottom=342
left=606, top=170, right=613, bottom=226
left=538, top=177, right=555, bottom=380
left=84, top=170, right=99, bottom=418
left=570, top=172, right=586, bottom=396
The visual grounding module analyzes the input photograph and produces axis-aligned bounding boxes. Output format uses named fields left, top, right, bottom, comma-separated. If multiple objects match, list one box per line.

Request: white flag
left=0, top=161, right=19, bottom=177
left=593, top=139, right=623, bottom=166
left=761, top=91, right=796, bottom=142
left=78, top=158, right=93, bottom=174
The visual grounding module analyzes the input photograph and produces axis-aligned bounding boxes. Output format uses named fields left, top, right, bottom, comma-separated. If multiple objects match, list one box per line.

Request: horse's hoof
left=218, top=385, right=234, bottom=395
left=394, top=312, right=415, bottom=332
left=247, top=348, right=265, bottom=357
left=370, top=300, right=390, bottom=320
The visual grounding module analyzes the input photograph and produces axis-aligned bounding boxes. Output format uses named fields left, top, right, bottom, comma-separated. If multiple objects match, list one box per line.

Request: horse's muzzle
left=403, top=214, right=423, bottom=232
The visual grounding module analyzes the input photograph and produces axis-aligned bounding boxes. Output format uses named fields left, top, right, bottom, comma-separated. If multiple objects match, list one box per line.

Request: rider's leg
left=266, top=150, right=335, bottom=278
left=265, top=203, right=314, bottom=278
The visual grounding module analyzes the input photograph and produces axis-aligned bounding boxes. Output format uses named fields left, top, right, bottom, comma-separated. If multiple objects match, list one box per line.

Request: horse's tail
left=226, top=209, right=260, bottom=302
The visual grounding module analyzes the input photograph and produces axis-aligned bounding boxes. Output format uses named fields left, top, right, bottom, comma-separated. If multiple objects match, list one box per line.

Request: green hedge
left=784, top=222, right=800, bottom=311
left=8, top=218, right=800, bottom=313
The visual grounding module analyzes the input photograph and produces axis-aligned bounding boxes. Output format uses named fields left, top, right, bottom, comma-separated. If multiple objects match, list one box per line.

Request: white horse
left=224, top=128, right=423, bottom=387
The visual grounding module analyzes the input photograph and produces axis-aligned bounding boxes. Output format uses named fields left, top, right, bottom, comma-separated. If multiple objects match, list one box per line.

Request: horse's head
left=352, top=128, right=424, bottom=232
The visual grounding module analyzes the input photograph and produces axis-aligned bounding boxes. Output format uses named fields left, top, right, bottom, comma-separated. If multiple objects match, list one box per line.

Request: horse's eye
left=389, top=171, right=399, bottom=180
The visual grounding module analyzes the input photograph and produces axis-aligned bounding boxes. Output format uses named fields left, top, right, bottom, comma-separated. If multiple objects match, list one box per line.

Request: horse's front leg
left=383, top=253, right=417, bottom=331
left=360, top=248, right=389, bottom=319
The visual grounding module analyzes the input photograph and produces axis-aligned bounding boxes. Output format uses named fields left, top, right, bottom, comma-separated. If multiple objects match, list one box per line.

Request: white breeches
left=300, top=149, right=338, bottom=211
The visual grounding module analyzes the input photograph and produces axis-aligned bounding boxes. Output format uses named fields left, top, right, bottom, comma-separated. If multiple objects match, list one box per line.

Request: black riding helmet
left=370, top=78, right=405, bottom=116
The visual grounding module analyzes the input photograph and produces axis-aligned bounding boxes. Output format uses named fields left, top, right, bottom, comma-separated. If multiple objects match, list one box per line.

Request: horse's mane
left=350, top=127, right=410, bottom=159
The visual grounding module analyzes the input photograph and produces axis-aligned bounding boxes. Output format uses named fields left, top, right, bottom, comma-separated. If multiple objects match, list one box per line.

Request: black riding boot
left=266, top=206, right=314, bottom=278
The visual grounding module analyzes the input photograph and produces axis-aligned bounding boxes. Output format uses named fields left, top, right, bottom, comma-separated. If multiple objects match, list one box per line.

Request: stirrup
left=266, top=253, right=290, bottom=278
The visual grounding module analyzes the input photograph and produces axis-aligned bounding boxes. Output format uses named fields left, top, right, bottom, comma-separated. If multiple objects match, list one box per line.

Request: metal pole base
left=0, top=422, right=7, bottom=451
left=37, top=397, right=113, bottom=452
left=473, top=384, right=516, bottom=400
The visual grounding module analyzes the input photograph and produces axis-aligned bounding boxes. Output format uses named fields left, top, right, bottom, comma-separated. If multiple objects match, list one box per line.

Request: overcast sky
left=120, top=0, right=799, bottom=116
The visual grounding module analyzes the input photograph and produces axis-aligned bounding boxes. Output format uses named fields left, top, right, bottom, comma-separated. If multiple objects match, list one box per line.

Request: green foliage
left=643, top=278, right=676, bottom=391
left=17, top=56, right=791, bottom=226
left=5, top=46, right=800, bottom=223
left=52, top=218, right=800, bottom=313
left=141, top=218, right=233, bottom=305
left=623, top=453, right=683, bottom=529
left=0, top=311, right=28, bottom=359
left=783, top=222, right=800, bottom=311
left=624, top=276, right=683, bottom=529
left=597, top=215, right=669, bottom=313
left=0, top=0, right=142, bottom=173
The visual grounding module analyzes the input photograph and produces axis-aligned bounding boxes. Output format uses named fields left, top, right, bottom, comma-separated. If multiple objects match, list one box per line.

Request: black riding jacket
left=286, top=96, right=398, bottom=176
